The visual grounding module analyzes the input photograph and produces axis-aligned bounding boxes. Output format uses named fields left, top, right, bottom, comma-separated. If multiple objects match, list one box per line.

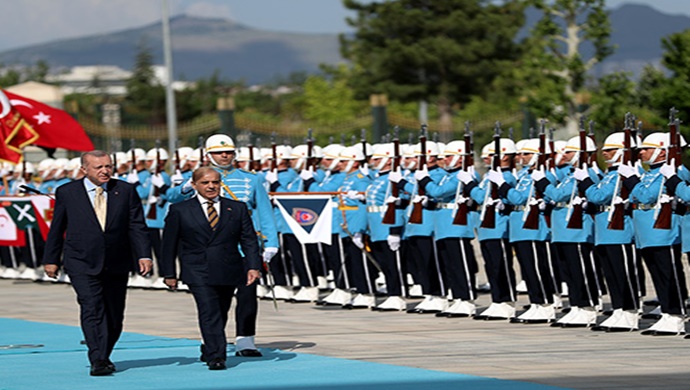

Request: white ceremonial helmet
left=436, top=142, right=446, bottom=159
left=68, top=157, right=82, bottom=179
left=146, top=148, right=169, bottom=171
left=520, top=138, right=552, bottom=167
left=354, top=142, right=373, bottom=157
left=175, top=146, right=195, bottom=167
left=52, top=158, right=70, bottom=177
left=601, top=132, right=636, bottom=165
left=236, top=146, right=261, bottom=163
left=564, top=136, right=597, bottom=165
left=371, top=143, right=395, bottom=171
left=18, top=161, right=35, bottom=175
left=274, top=145, right=294, bottom=165
left=412, top=141, right=440, bottom=156
left=402, top=144, right=417, bottom=170
left=113, top=152, right=128, bottom=167
left=126, top=148, right=147, bottom=163
left=485, top=138, right=517, bottom=155
left=322, top=144, right=345, bottom=171
left=514, top=139, right=529, bottom=154
left=640, top=132, right=671, bottom=164
left=443, top=140, right=466, bottom=168
left=205, top=134, right=236, bottom=168
left=290, top=144, right=309, bottom=170
left=339, top=146, right=365, bottom=172
left=553, top=140, right=567, bottom=166
left=38, top=158, right=55, bottom=179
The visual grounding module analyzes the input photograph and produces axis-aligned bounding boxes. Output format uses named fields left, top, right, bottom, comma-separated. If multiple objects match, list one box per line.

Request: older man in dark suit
left=161, top=167, right=260, bottom=370
left=43, top=150, right=152, bottom=376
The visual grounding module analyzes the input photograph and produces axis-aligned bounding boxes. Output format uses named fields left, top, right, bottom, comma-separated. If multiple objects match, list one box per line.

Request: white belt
left=436, top=203, right=457, bottom=210
left=367, top=206, right=387, bottom=212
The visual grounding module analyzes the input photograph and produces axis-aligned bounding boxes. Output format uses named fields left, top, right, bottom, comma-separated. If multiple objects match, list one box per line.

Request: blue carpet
left=0, top=318, right=562, bottom=389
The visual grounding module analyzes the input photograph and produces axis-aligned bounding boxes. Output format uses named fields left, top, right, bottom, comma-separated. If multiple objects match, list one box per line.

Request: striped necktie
left=206, top=201, right=218, bottom=230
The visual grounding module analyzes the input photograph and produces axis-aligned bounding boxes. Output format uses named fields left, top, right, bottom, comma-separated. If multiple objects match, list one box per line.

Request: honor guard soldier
left=37, top=158, right=57, bottom=194
left=423, top=140, right=481, bottom=317
left=142, top=147, right=172, bottom=286
left=468, top=137, right=519, bottom=320
left=533, top=135, right=600, bottom=327
left=499, top=138, right=559, bottom=323
left=304, top=144, right=349, bottom=306
left=391, top=141, right=448, bottom=314
left=619, top=132, right=687, bottom=335
left=366, top=143, right=408, bottom=311
left=577, top=131, right=641, bottom=331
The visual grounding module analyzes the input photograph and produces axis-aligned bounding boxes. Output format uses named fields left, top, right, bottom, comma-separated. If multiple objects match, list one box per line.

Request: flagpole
left=162, top=0, right=177, bottom=167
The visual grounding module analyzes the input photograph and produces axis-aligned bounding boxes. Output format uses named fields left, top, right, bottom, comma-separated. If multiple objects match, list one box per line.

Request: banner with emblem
left=0, top=196, right=54, bottom=246
left=272, top=194, right=333, bottom=245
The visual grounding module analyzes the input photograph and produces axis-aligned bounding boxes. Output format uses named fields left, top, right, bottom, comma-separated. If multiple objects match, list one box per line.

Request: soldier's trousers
left=342, top=236, right=376, bottom=294
left=436, top=238, right=477, bottom=301
left=554, top=242, right=600, bottom=308
left=283, top=234, right=318, bottom=287
left=406, top=236, right=444, bottom=297
left=322, top=234, right=350, bottom=290
left=267, top=233, right=292, bottom=287
left=369, top=240, right=406, bottom=297
left=596, top=243, right=640, bottom=311
left=513, top=240, right=556, bottom=305
left=642, top=244, right=687, bottom=315
left=479, top=238, right=516, bottom=303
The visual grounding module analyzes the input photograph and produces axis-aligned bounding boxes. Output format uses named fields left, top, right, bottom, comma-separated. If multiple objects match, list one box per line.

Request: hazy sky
left=0, top=0, right=687, bottom=51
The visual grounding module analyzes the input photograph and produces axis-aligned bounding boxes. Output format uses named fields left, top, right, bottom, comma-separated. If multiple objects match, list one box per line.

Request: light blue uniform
left=365, top=171, right=404, bottom=242
left=583, top=167, right=634, bottom=245
left=143, top=172, right=171, bottom=229
left=468, top=168, right=517, bottom=241
left=539, top=167, right=594, bottom=244
left=628, top=164, right=680, bottom=248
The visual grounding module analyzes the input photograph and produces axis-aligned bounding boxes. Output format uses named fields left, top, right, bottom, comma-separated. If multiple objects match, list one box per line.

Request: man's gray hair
left=81, top=150, right=110, bottom=166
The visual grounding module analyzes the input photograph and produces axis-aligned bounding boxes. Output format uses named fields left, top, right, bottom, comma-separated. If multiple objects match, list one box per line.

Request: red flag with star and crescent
left=0, top=90, right=94, bottom=163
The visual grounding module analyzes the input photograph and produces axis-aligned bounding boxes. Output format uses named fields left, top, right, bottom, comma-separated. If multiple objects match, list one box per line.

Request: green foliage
left=124, top=39, right=166, bottom=125
left=341, top=0, right=525, bottom=131
left=302, top=65, right=366, bottom=127
left=520, top=0, right=614, bottom=129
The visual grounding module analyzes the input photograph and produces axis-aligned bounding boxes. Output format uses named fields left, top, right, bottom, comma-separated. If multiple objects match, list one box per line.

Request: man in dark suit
left=161, top=167, right=260, bottom=370
left=43, top=150, right=152, bottom=376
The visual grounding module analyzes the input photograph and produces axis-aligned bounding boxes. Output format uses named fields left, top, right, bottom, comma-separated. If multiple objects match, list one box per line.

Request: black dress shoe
left=406, top=308, right=422, bottom=314
left=235, top=349, right=262, bottom=357
left=606, top=327, right=637, bottom=333
left=683, top=334, right=690, bottom=339
left=90, top=361, right=114, bottom=376
left=641, top=313, right=662, bottom=320
left=446, top=313, right=471, bottom=318
left=207, top=358, right=226, bottom=370
left=105, top=359, right=116, bottom=372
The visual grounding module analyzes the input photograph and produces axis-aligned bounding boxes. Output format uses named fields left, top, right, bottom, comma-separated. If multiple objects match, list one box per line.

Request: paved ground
left=2, top=275, right=690, bottom=389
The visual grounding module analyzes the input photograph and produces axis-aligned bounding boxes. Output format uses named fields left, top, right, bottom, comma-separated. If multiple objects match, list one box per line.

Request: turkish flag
left=2, top=90, right=94, bottom=154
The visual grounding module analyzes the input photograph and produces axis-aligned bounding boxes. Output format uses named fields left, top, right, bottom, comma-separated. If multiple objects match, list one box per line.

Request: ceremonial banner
left=0, top=196, right=54, bottom=246
left=272, top=194, right=333, bottom=245
left=3, top=90, right=94, bottom=153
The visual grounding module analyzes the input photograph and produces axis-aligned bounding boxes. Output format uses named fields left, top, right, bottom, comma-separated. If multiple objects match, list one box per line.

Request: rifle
left=174, top=139, right=181, bottom=173
left=547, top=128, right=555, bottom=170
left=588, top=121, right=597, bottom=167
left=361, top=128, right=368, bottom=167
left=306, top=128, right=316, bottom=171
left=383, top=126, right=401, bottom=225
left=146, top=140, right=162, bottom=220
left=653, top=107, right=680, bottom=229
left=130, top=138, right=137, bottom=174
left=523, top=119, right=548, bottom=230
left=566, top=118, right=588, bottom=229
left=112, top=150, right=119, bottom=179
left=270, top=132, right=278, bottom=173
left=452, top=121, right=472, bottom=225
left=198, top=136, right=205, bottom=167
left=480, top=122, right=502, bottom=229
left=607, top=112, right=633, bottom=230
left=408, top=124, right=427, bottom=224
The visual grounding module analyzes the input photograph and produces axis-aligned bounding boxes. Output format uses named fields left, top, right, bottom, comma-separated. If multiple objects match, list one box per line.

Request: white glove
left=617, top=163, right=637, bottom=179
left=387, top=234, right=401, bottom=251
left=126, top=171, right=139, bottom=185
left=528, top=197, right=546, bottom=210
left=413, top=194, right=429, bottom=207
left=571, top=196, right=587, bottom=209
left=300, top=167, right=314, bottom=181
left=360, top=165, right=370, bottom=176
left=531, top=169, right=545, bottom=182
left=0, top=168, right=7, bottom=177
left=148, top=196, right=159, bottom=204
left=612, top=196, right=628, bottom=205
left=265, top=169, right=278, bottom=184
left=181, top=178, right=193, bottom=193
left=456, top=170, right=474, bottom=185
left=150, top=173, right=165, bottom=188
left=388, top=169, right=403, bottom=183
left=487, top=169, right=505, bottom=187
left=263, top=247, right=278, bottom=263
left=487, top=197, right=505, bottom=211
left=659, top=162, right=676, bottom=179
left=345, top=190, right=365, bottom=201
left=659, top=193, right=673, bottom=204
left=353, top=233, right=364, bottom=249
left=171, top=170, right=184, bottom=186
left=572, top=167, right=589, bottom=181
left=456, top=194, right=469, bottom=204
left=385, top=196, right=400, bottom=205
left=414, top=166, right=429, bottom=181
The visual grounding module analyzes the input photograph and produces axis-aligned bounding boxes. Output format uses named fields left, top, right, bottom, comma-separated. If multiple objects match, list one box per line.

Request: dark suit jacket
left=160, top=196, right=260, bottom=286
left=42, top=178, right=152, bottom=275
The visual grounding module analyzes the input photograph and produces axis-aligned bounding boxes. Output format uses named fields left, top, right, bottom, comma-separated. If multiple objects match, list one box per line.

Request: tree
left=124, top=39, right=166, bottom=125
left=646, top=29, right=690, bottom=128
left=303, top=65, right=365, bottom=129
left=521, top=0, right=614, bottom=135
left=341, top=0, right=525, bottom=137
